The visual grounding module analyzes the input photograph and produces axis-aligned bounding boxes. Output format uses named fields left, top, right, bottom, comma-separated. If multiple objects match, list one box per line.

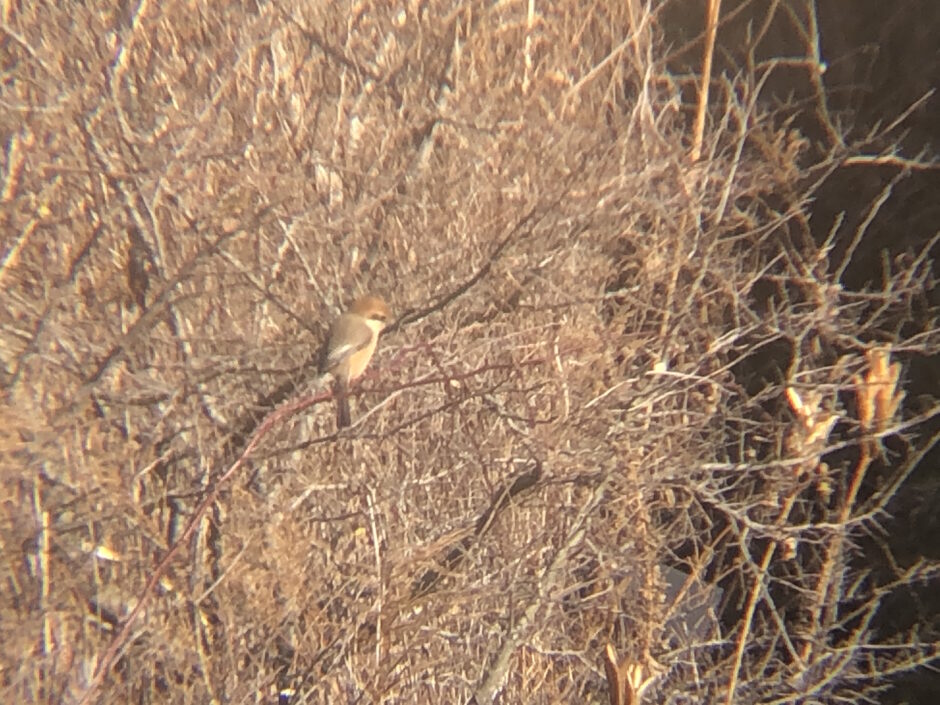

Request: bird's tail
left=335, top=376, right=351, bottom=429
left=336, top=394, right=351, bottom=428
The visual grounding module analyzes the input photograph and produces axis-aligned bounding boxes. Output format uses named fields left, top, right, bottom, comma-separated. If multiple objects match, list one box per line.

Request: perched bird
left=319, top=295, right=391, bottom=428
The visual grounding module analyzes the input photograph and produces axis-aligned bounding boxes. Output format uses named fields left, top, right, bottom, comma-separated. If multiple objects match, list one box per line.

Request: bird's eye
left=370, top=312, right=387, bottom=322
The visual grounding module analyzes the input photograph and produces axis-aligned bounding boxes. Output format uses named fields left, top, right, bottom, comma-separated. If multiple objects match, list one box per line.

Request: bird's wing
left=322, top=317, right=374, bottom=371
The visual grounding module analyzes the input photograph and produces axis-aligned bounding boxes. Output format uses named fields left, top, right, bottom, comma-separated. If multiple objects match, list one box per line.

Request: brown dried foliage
left=1, top=1, right=937, bottom=704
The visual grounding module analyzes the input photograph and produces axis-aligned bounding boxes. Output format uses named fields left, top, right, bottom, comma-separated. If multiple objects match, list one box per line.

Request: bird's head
left=349, top=295, right=391, bottom=331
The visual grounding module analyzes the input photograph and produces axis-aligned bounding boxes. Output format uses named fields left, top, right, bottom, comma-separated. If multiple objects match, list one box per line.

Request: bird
left=319, top=295, right=391, bottom=428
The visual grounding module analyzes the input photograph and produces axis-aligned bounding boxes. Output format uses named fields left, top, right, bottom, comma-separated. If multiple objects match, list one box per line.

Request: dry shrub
left=2, top=1, right=937, bottom=704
